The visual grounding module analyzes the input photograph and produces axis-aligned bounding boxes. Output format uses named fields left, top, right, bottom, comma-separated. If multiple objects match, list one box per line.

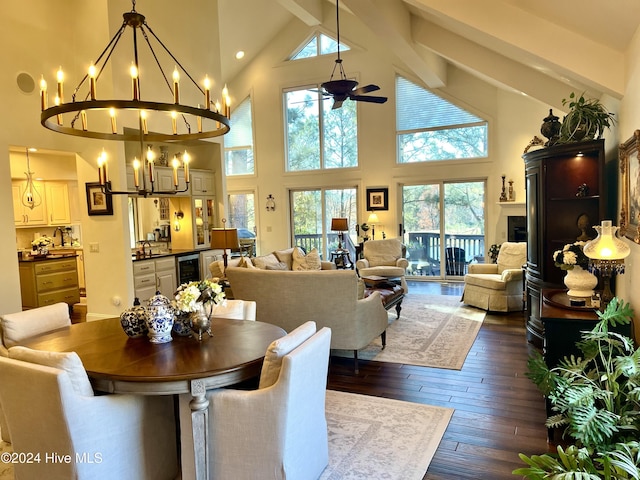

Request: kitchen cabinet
left=19, top=257, right=80, bottom=308
left=190, top=170, right=215, bottom=195
left=523, top=139, right=612, bottom=347
left=133, top=257, right=177, bottom=302
left=200, top=249, right=222, bottom=279
left=45, top=181, right=71, bottom=225
left=12, top=180, right=47, bottom=226
left=155, top=166, right=189, bottom=196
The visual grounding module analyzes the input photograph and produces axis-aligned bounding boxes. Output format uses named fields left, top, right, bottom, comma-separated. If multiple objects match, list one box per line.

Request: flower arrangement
left=173, top=279, right=225, bottom=314
left=31, top=236, right=53, bottom=249
left=488, top=243, right=501, bottom=263
left=552, top=241, right=589, bottom=270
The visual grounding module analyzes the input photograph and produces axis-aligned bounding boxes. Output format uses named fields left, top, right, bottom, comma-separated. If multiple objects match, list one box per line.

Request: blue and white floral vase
left=172, top=312, right=193, bottom=337
left=119, top=297, right=149, bottom=338
left=145, top=291, right=174, bottom=343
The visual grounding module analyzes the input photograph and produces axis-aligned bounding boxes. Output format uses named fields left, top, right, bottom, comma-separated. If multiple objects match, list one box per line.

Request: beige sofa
left=225, top=266, right=389, bottom=371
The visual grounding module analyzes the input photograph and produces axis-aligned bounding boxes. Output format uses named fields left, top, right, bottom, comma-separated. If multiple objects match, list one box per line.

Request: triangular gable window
left=396, top=76, right=488, bottom=162
left=290, top=33, right=349, bottom=60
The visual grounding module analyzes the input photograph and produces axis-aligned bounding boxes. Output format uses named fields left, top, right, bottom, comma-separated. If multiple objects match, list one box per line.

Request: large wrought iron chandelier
left=39, top=0, right=231, bottom=197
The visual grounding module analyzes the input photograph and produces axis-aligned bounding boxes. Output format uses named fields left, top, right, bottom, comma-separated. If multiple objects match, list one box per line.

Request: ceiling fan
left=321, top=0, right=387, bottom=110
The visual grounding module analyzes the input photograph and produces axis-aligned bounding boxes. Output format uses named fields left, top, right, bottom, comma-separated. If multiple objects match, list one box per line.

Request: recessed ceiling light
left=235, top=51, right=245, bottom=60
left=28, top=147, right=37, bottom=152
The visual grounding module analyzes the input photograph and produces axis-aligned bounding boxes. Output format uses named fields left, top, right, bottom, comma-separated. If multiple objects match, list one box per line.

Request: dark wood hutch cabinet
left=523, top=139, right=612, bottom=346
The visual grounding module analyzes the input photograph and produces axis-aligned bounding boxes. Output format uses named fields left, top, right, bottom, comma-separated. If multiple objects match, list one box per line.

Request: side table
left=330, top=250, right=353, bottom=269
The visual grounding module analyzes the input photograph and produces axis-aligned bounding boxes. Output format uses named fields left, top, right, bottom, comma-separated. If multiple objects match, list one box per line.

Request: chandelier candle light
left=583, top=220, right=630, bottom=310
left=39, top=0, right=231, bottom=197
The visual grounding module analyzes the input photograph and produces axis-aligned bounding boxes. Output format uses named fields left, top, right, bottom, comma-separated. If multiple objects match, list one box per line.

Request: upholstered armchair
left=356, top=238, right=410, bottom=293
left=0, top=347, right=178, bottom=480
left=0, top=302, right=71, bottom=443
left=462, top=241, right=527, bottom=312
left=207, top=322, right=331, bottom=480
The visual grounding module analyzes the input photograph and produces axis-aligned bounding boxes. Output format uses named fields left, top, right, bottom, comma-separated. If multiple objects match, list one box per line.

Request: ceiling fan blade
left=332, top=98, right=345, bottom=109
left=352, top=84, right=380, bottom=95
left=349, top=95, right=388, bottom=104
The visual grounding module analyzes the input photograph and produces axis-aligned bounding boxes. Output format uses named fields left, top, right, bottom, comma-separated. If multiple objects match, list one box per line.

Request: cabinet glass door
left=194, top=198, right=206, bottom=247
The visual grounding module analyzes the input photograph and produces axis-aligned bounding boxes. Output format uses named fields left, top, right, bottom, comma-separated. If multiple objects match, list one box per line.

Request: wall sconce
left=173, top=210, right=184, bottom=231
left=266, top=194, right=275, bottom=211
left=583, top=220, right=630, bottom=310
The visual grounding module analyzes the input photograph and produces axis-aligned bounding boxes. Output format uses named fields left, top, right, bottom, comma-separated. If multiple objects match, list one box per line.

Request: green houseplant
left=559, top=92, right=616, bottom=143
left=514, top=298, right=640, bottom=479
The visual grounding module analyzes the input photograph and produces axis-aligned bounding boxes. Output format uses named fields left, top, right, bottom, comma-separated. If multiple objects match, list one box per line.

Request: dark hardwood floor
left=327, top=280, right=550, bottom=480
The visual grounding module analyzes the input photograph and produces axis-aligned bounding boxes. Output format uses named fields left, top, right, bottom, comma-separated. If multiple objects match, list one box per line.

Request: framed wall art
left=86, top=182, right=113, bottom=216
left=619, top=130, right=640, bottom=243
left=366, top=187, right=388, bottom=211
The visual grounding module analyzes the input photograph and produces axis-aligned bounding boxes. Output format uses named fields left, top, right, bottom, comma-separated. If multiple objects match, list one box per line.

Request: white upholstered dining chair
left=0, top=347, right=179, bottom=480
left=210, top=299, right=257, bottom=321
left=207, top=321, right=331, bottom=480
left=0, top=302, right=72, bottom=442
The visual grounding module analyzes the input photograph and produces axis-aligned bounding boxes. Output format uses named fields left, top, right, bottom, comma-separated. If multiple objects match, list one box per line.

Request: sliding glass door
left=402, top=181, right=485, bottom=279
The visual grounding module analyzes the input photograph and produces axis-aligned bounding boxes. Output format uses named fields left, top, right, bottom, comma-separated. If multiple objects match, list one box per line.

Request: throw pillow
left=209, top=260, right=225, bottom=279
left=265, top=262, right=288, bottom=270
left=259, top=321, right=316, bottom=389
left=253, top=253, right=281, bottom=270
left=9, top=346, right=94, bottom=397
left=274, top=248, right=295, bottom=270
left=292, top=247, right=321, bottom=271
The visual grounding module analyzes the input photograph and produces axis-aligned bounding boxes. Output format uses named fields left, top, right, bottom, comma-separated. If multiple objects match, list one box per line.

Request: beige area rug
left=0, top=391, right=452, bottom=480
left=322, top=390, right=453, bottom=480
left=334, top=294, right=485, bottom=369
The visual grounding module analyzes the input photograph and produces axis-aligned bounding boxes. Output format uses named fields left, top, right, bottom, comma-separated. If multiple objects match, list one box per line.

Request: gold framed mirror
left=619, top=129, right=640, bottom=243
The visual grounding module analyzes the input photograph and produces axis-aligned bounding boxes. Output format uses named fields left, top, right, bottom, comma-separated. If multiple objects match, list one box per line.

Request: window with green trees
left=290, top=187, right=357, bottom=258
left=285, top=86, right=357, bottom=171
left=396, top=76, right=488, bottom=163
left=290, top=32, right=349, bottom=60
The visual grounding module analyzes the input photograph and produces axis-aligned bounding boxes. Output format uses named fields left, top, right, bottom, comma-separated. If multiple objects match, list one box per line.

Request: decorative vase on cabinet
left=523, top=139, right=613, bottom=347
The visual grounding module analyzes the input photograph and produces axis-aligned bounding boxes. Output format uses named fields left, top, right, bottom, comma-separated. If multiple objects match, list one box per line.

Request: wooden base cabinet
left=523, top=139, right=612, bottom=347
left=19, top=258, right=80, bottom=308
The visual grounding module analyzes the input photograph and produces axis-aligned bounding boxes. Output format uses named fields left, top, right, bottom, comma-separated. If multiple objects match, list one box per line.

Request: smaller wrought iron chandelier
left=21, top=148, right=42, bottom=210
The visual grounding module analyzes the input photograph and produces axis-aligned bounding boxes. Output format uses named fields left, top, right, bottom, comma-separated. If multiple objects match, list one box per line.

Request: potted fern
left=514, top=298, right=640, bottom=479
left=559, top=91, right=616, bottom=143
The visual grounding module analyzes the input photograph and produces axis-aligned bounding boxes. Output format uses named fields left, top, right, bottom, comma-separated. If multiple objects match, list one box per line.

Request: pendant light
left=21, top=148, right=42, bottom=210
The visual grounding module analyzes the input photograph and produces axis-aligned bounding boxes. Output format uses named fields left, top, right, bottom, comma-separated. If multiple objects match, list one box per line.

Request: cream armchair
left=207, top=322, right=331, bottom=480
left=462, top=241, right=527, bottom=312
left=0, top=347, right=178, bottom=480
left=356, top=238, right=409, bottom=293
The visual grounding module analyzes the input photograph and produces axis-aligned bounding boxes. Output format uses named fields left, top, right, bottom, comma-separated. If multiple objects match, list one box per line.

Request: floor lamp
left=210, top=223, right=239, bottom=274
left=583, top=220, right=630, bottom=310
left=331, top=218, right=349, bottom=251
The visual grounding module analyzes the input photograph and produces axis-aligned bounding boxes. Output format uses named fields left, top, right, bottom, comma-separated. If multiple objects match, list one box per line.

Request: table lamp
left=331, top=218, right=349, bottom=250
left=210, top=221, right=239, bottom=271
left=367, top=213, right=379, bottom=240
left=583, top=220, right=630, bottom=310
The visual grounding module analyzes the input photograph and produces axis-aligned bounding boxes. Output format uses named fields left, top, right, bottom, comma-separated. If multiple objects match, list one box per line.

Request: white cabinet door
left=12, top=180, right=47, bottom=226
left=191, top=170, right=215, bottom=195
left=45, top=182, right=71, bottom=225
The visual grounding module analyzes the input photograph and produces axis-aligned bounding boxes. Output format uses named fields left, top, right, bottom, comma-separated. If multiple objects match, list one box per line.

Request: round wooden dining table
left=23, top=316, right=286, bottom=480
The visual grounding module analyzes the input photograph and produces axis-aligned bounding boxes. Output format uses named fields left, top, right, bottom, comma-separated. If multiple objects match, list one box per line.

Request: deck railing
left=292, top=231, right=484, bottom=276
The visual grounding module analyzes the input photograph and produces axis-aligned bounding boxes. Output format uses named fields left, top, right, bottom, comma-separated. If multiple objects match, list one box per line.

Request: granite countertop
left=131, top=249, right=201, bottom=262
left=19, top=252, right=78, bottom=262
